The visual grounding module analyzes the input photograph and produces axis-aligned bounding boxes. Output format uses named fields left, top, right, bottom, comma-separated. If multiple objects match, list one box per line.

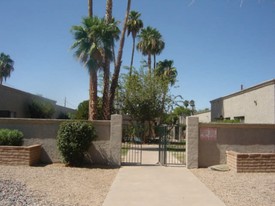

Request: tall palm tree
left=0, top=53, right=14, bottom=85
left=102, top=0, right=113, bottom=120
left=152, top=31, right=165, bottom=69
left=136, top=26, right=165, bottom=74
left=155, top=59, right=177, bottom=114
left=127, top=10, right=143, bottom=76
left=109, top=0, right=131, bottom=115
left=155, top=59, right=177, bottom=86
left=71, top=17, right=116, bottom=120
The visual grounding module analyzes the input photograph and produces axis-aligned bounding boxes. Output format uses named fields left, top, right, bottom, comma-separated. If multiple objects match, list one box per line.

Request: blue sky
left=1, top=0, right=275, bottom=110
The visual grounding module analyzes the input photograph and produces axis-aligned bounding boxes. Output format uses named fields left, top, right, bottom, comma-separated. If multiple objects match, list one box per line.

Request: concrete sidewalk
left=103, top=145, right=226, bottom=206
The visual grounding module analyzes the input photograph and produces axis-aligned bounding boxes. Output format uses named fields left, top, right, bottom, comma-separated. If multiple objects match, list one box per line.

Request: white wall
left=193, top=111, right=211, bottom=123
left=211, top=81, right=275, bottom=124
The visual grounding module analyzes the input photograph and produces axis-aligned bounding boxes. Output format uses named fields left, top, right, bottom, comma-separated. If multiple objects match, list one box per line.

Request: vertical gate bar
left=164, top=126, right=167, bottom=165
left=130, top=140, right=133, bottom=162
left=140, top=143, right=142, bottom=164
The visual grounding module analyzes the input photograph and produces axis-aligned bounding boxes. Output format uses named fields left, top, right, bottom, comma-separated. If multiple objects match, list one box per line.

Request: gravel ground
left=0, top=164, right=118, bottom=206
left=191, top=168, right=275, bottom=206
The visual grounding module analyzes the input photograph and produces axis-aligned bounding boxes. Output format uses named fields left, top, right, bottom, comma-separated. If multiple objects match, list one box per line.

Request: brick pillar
left=186, top=117, right=199, bottom=169
left=109, top=114, right=122, bottom=167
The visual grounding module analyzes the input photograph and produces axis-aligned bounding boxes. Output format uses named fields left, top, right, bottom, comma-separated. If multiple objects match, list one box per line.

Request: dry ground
left=0, top=164, right=118, bottom=206
left=191, top=168, right=275, bottom=206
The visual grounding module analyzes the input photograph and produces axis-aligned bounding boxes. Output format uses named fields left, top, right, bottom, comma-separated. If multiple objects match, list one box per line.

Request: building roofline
left=210, top=79, right=275, bottom=103
left=0, top=84, right=57, bottom=104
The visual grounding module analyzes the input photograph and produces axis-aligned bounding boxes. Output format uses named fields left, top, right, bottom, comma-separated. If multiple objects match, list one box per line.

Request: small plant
left=57, top=121, right=96, bottom=166
left=0, top=129, right=23, bottom=146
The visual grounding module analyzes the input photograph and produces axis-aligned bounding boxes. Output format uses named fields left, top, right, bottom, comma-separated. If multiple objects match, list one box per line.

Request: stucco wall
left=186, top=117, right=275, bottom=168
left=0, top=118, right=118, bottom=165
left=193, top=111, right=211, bottom=123
left=199, top=123, right=275, bottom=167
left=211, top=81, right=275, bottom=123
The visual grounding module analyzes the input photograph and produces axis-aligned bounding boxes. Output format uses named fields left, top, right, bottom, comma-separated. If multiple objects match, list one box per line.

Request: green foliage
left=173, top=106, right=192, bottom=117
left=75, top=99, right=104, bottom=120
left=75, top=100, right=89, bottom=120
left=0, top=52, right=14, bottom=84
left=28, top=99, right=55, bottom=118
left=216, top=119, right=241, bottom=123
left=0, top=129, right=23, bottom=146
left=121, top=68, right=165, bottom=123
left=57, top=121, right=96, bottom=166
left=163, top=106, right=191, bottom=125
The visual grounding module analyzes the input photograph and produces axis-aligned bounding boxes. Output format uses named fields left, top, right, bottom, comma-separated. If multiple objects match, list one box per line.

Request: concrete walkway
left=103, top=145, right=226, bottom=206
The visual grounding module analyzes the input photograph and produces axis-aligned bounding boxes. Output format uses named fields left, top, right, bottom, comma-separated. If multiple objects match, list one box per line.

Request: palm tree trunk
left=88, top=0, right=95, bottom=120
left=89, top=69, right=97, bottom=120
left=88, top=0, right=93, bottom=17
left=129, top=36, right=135, bottom=76
left=153, top=54, right=156, bottom=70
left=105, top=0, right=112, bottom=22
left=103, top=60, right=110, bottom=120
left=148, top=54, right=152, bottom=75
left=102, top=0, right=113, bottom=120
left=109, top=0, right=131, bottom=114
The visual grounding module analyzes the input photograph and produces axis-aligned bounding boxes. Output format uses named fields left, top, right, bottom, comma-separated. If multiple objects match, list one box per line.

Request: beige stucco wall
left=199, top=123, right=275, bottom=167
left=0, top=118, right=117, bottom=165
left=193, top=111, right=211, bottom=123
left=186, top=117, right=275, bottom=168
left=211, top=81, right=275, bottom=123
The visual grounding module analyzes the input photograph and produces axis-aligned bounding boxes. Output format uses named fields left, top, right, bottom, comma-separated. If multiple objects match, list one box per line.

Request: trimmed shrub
left=0, top=129, right=24, bottom=146
left=57, top=121, right=96, bottom=166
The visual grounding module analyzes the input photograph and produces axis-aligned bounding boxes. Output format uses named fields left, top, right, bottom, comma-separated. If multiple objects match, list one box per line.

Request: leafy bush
left=0, top=129, right=23, bottom=146
left=28, top=99, right=55, bottom=118
left=57, top=121, right=96, bottom=166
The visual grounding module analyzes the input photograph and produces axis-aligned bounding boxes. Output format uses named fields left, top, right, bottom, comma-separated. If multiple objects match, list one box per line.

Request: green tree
left=183, top=100, right=189, bottom=108
left=75, top=100, right=89, bottom=120
left=173, top=106, right=192, bottom=117
left=155, top=59, right=177, bottom=114
left=75, top=99, right=104, bottom=120
left=127, top=10, right=143, bottom=75
left=152, top=31, right=165, bottom=69
left=28, top=99, right=55, bottom=118
left=155, top=60, right=177, bottom=85
left=0, top=53, right=14, bottom=85
left=120, top=67, right=169, bottom=140
left=190, top=99, right=195, bottom=114
left=137, top=27, right=165, bottom=73
left=71, top=17, right=116, bottom=120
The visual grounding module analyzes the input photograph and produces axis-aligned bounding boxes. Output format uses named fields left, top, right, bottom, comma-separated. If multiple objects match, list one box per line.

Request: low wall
left=0, top=115, right=122, bottom=166
left=227, top=151, right=275, bottom=172
left=0, top=144, right=41, bottom=166
left=186, top=117, right=275, bottom=168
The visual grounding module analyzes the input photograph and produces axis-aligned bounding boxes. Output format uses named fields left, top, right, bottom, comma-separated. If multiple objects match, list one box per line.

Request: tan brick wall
left=0, top=144, right=41, bottom=166
left=226, top=151, right=275, bottom=173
